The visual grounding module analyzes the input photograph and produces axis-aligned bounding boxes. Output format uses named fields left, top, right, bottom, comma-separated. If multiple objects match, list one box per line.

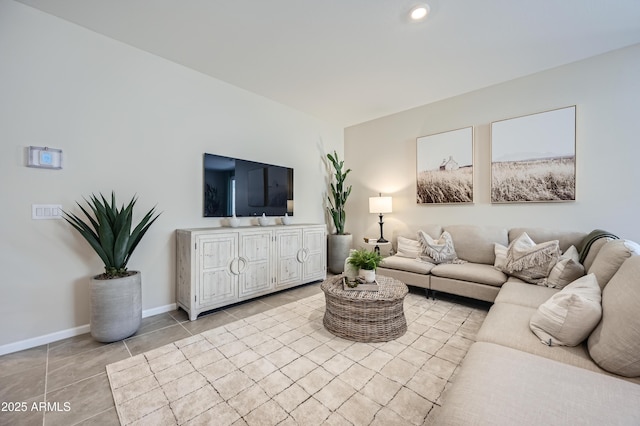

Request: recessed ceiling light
left=410, top=4, right=430, bottom=21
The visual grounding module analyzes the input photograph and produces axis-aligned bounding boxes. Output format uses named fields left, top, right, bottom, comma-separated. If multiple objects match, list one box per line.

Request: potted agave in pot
left=63, top=192, right=160, bottom=342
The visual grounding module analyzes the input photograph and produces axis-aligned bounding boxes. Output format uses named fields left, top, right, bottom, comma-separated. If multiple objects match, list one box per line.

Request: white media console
left=176, top=224, right=326, bottom=320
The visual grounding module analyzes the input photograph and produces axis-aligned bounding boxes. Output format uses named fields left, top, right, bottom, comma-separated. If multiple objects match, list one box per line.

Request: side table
left=320, top=274, right=408, bottom=343
left=362, top=240, right=392, bottom=256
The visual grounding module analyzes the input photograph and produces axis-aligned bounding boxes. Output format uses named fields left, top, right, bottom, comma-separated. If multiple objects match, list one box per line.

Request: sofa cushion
left=508, top=227, right=585, bottom=253
left=444, top=225, right=508, bottom=265
left=431, top=342, right=640, bottom=426
left=530, top=274, right=602, bottom=347
left=476, top=303, right=607, bottom=374
left=494, top=281, right=558, bottom=308
left=587, top=239, right=640, bottom=289
left=431, top=263, right=507, bottom=287
left=504, top=232, right=560, bottom=283
left=588, top=256, right=640, bottom=377
left=379, top=255, right=434, bottom=275
left=582, top=237, right=613, bottom=271
left=545, top=245, right=585, bottom=289
left=417, top=230, right=459, bottom=264
left=395, top=236, right=422, bottom=259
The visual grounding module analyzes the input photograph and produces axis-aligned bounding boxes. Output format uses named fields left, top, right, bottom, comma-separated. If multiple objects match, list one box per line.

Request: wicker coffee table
left=321, top=274, right=409, bottom=343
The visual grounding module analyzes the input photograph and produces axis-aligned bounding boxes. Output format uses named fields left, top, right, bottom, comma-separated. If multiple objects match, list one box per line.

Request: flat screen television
left=203, top=153, right=294, bottom=217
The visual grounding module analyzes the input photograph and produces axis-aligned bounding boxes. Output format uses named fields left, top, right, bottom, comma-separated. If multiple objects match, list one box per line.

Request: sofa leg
left=424, top=288, right=430, bottom=299
left=431, top=290, right=437, bottom=300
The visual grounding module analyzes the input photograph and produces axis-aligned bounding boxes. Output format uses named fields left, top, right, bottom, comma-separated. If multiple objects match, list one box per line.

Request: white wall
left=345, top=43, right=640, bottom=248
left=0, top=1, right=343, bottom=350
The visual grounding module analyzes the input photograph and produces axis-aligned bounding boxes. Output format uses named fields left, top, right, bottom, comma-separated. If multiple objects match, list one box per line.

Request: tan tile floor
left=0, top=281, right=489, bottom=426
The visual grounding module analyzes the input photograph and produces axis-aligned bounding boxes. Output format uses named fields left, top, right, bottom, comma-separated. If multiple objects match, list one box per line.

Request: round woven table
left=321, top=274, right=409, bottom=343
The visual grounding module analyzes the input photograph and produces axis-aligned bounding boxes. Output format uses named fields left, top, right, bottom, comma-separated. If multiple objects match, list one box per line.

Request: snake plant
left=327, top=151, right=352, bottom=235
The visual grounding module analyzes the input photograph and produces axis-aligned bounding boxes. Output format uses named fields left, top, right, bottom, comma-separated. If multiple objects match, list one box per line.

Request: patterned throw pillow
left=504, top=232, right=560, bottom=283
left=417, top=230, right=459, bottom=264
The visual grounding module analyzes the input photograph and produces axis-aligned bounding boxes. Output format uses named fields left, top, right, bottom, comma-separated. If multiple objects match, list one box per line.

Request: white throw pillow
left=545, top=245, right=585, bottom=289
left=396, top=236, right=422, bottom=259
left=504, top=232, right=560, bottom=284
left=494, top=243, right=508, bottom=271
left=529, top=273, right=602, bottom=347
left=417, top=230, right=459, bottom=264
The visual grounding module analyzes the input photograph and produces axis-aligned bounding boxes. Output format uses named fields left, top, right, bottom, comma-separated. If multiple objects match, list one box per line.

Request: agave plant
left=327, top=151, right=352, bottom=235
left=63, top=192, right=160, bottom=279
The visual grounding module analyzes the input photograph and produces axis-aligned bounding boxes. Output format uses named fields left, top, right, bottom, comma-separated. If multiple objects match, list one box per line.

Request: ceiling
left=15, top=0, right=640, bottom=127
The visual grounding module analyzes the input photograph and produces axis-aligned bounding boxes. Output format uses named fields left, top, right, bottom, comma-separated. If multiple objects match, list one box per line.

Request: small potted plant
left=348, top=248, right=383, bottom=283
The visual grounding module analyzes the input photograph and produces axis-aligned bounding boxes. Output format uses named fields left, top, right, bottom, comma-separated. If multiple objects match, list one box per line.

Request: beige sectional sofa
left=378, top=225, right=640, bottom=425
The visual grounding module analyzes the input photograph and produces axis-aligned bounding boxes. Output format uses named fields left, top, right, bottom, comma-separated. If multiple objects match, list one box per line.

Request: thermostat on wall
left=27, top=146, right=63, bottom=169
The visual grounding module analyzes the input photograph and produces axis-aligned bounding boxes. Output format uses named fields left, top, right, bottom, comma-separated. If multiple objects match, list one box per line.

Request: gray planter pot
left=328, top=234, right=353, bottom=274
left=90, top=271, right=142, bottom=342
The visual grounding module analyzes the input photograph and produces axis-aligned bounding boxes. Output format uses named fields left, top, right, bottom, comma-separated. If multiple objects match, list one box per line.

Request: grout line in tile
left=122, top=339, right=133, bottom=358
left=223, top=299, right=273, bottom=321
left=42, top=343, right=49, bottom=426
left=176, top=318, right=195, bottom=337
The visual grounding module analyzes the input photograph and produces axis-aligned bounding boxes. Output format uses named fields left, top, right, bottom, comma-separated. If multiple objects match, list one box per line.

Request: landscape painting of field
left=416, top=127, right=473, bottom=204
left=491, top=106, right=576, bottom=203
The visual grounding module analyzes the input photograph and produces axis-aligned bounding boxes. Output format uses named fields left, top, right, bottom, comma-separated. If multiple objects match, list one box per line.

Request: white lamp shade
left=369, top=196, right=392, bottom=214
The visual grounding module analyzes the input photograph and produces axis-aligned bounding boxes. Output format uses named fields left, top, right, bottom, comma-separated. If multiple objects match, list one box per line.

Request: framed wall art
left=491, top=106, right=576, bottom=203
left=416, top=126, right=474, bottom=204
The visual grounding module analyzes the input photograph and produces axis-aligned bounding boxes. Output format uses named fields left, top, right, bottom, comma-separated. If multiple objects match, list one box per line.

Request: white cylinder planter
left=90, top=271, right=142, bottom=343
left=360, top=268, right=376, bottom=283
left=328, top=234, right=353, bottom=274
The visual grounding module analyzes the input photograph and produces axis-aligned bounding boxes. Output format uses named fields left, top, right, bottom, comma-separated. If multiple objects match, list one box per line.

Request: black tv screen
left=203, top=153, right=294, bottom=217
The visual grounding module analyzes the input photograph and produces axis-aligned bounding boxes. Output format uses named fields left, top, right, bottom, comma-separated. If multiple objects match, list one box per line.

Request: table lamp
left=369, top=193, right=392, bottom=243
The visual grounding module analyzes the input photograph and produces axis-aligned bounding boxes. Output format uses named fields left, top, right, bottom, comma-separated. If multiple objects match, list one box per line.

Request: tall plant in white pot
left=63, top=192, right=160, bottom=342
left=326, top=151, right=353, bottom=273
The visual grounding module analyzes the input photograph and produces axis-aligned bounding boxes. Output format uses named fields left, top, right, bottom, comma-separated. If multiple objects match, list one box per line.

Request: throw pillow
left=587, top=239, right=640, bottom=290
left=504, top=232, right=560, bottom=284
left=396, top=236, right=422, bottom=259
left=529, top=273, right=602, bottom=347
left=494, top=243, right=508, bottom=271
left=588, top=255, right=640, bottom=377
left=544, top=245, right=585, bottom=289
left=417, top=230, right=459, bottom=264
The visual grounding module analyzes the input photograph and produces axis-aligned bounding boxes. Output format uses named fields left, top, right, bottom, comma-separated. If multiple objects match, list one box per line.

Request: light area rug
left=106, top=291, right=487, bottom=425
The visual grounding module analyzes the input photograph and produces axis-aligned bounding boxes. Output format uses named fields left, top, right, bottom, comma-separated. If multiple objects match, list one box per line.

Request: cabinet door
left=303, top=227, right=326, bottom=281
left=275, top=228, right=303, bottom=289
left=238, top=230, right=273, bottom=298
left=196, top=233, right=238, bottom=308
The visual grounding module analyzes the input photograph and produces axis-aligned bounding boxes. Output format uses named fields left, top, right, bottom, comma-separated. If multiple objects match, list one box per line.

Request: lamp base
left=377, top=214, right=388, bottom=244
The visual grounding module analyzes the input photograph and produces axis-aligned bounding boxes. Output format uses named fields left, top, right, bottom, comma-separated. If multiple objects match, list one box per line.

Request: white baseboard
left=0, top=303, right=178, bottom=357
left=0, top=324, right=91, bottom=357
left=142, top=303, right=177, bottom=319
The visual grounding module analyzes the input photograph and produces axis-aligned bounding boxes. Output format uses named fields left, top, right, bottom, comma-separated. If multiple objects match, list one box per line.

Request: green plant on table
left=347, top=248, right=383, bottom=271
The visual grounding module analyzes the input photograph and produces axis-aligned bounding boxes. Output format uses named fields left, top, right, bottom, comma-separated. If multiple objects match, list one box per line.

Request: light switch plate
left=32, top=204, right=63, bottom=220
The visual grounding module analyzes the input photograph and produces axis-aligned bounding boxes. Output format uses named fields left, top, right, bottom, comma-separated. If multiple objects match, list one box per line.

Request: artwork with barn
left=416, top=127, right=474, bottom=204
left=491, top=106, right=576, bottom=203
